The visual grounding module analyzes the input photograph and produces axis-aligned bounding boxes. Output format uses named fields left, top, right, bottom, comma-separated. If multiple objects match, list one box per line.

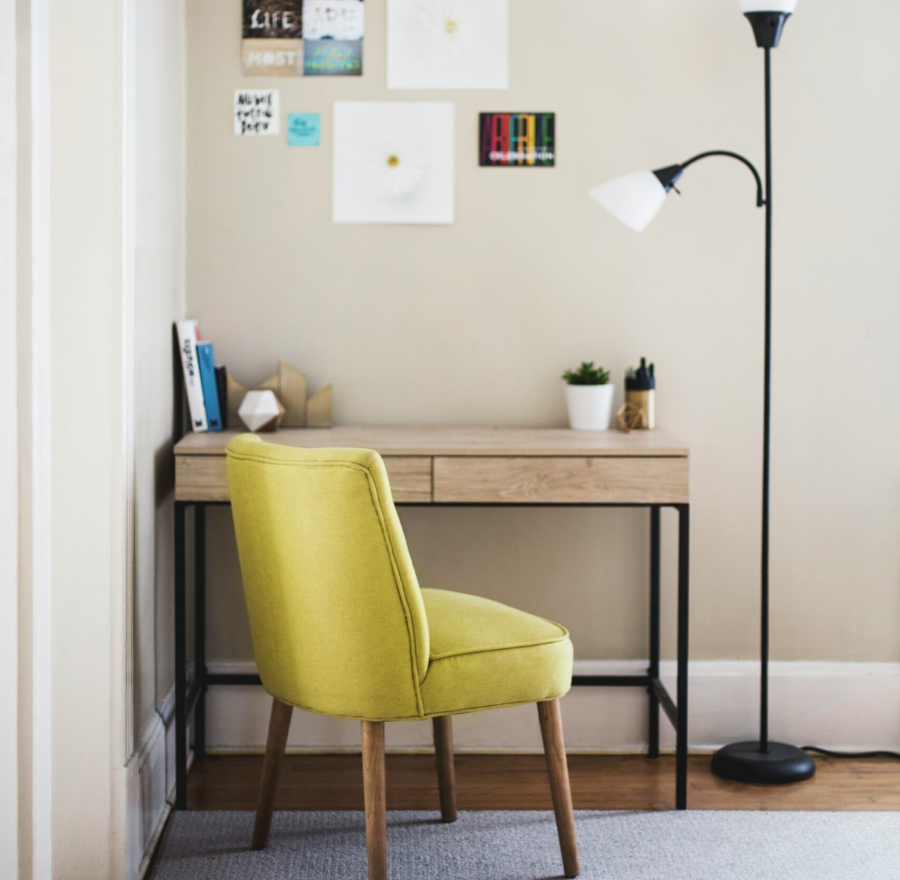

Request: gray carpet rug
left=152, top=810, right=900, bottom=880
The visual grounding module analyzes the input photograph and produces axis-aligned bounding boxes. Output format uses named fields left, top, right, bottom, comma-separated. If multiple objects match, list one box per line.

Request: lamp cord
left=802, top=746, right=900, bottom=761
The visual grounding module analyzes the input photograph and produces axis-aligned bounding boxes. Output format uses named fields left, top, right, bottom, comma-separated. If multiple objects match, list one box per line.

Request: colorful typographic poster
left=242, top=1, right=305, bottom=76
left=287, top=112, right=321, bottom=146
left=234, top=90, right=281, bottom=136
left=479, top=113, right=555, bottom=167
left=302, top=0, right=364, bottom=76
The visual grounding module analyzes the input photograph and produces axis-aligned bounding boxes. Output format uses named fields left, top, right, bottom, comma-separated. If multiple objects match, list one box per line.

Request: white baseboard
left=126, top=685, right=180, bottom=880
left=204, top=659, right=900, bottom=754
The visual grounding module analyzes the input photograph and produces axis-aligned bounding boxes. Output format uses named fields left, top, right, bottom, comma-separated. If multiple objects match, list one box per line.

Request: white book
left=176, top=319, right=208, bottom=432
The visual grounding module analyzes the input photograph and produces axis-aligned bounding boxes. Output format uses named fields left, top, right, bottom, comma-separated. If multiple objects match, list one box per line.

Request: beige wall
left=187, top=0, right=900, bottom=667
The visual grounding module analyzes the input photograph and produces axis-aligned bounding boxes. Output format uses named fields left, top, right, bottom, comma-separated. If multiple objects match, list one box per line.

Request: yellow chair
left=226, top=434, right=580, bottom=880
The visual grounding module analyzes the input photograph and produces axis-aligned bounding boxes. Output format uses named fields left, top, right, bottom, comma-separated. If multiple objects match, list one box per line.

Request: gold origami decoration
left=227, top=360, right=332, bottom=429
left=616, top=401, right=649, bottom=433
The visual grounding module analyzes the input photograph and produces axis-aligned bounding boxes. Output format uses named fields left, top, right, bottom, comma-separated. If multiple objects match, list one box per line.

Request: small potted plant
left=562, top=361, right=614, bottom=431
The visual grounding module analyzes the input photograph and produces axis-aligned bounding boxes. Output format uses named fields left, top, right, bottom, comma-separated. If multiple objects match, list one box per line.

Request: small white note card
left=234, top=89, right=281, bottom=136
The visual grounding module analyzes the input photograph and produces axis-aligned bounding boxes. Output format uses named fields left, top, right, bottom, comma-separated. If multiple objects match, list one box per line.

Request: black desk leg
left=174, top=501, right=188, bottom=810
left=194, top=505, right=207, bottom=759
left=676, top=504, right=691, bottom=810
left=648, top=506, right=661, bottom=759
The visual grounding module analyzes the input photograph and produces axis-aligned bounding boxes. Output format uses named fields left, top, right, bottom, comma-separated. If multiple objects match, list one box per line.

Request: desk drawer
left=433, top=456, right=688, bottom=505
left=176, top=454, right=433, bottom=503
left=383, top=457, right=432, bottom=503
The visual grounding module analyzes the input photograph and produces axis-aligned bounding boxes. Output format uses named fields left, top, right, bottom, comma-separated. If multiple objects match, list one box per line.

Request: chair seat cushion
left=419, top=589, right=573, bottom=718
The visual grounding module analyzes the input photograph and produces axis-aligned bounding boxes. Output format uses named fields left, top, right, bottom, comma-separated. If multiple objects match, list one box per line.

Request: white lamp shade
left=739, top=0, right=798, bottom=12
left=588, top=172, right=668, bottom=233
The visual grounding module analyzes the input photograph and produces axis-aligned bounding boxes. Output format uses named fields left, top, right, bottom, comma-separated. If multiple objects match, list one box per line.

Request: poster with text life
left=479, top=113, right=555, bottom=167
left=242, top=1, right=305, bottom=76
left=302, top=0, right=365, bottom=76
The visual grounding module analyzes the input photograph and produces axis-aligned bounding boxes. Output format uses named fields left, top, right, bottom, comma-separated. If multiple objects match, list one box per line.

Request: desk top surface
left=174, top=426, right=689, bottom=458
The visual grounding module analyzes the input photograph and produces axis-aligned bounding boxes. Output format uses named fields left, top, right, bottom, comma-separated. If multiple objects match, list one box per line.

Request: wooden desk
left=173, top=427, right=691, bottom=809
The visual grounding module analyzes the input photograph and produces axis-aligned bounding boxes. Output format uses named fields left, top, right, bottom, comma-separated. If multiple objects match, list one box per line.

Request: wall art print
left=479, top=112, right=555, bottom=167
left=332, top=101, right=455, bottom=225
left=234, top=90, right=281, bottom=136
left=302, top=0, right=365, bottom=76
left=287, top=112, right=321, bottom=146
left=387, top=0, right=508, bottom=90
left=242, top=1, right=305, bottom=76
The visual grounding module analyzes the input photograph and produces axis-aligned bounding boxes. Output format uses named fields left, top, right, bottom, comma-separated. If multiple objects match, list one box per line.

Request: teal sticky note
left=287, top=113, right=321, bottom=146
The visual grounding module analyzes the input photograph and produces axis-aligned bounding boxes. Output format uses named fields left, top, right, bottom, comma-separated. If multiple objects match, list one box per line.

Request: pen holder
left=624, top=388, right=655, bottom=430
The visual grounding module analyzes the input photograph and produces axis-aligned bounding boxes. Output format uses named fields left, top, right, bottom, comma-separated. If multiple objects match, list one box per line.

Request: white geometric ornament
left=238, top=390, right=286, bottom=432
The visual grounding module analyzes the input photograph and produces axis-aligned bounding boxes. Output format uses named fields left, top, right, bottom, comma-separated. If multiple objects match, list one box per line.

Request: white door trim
left=118, top=0, right=138, bottom=771
left=0, top=0, right=19, bottom=876
left=29, top=0, right=53, bottom=876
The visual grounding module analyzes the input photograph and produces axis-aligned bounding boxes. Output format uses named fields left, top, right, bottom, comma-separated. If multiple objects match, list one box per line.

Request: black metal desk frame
left=174, top=501, right=690, bottom=811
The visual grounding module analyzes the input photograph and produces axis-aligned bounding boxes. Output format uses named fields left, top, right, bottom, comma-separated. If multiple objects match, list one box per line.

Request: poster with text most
left=242, top=0, right=364, bottom=77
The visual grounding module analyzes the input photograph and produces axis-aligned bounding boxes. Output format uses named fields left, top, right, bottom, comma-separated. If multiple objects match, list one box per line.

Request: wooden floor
left=188, top=753, right=900, bottom=812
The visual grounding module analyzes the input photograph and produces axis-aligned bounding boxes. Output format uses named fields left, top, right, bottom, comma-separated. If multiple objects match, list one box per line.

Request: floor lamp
left=589, top=1, right=816, bottom=785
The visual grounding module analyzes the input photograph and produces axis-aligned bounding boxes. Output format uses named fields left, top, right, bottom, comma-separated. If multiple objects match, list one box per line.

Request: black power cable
left=802, top=746, right=900, bottom=761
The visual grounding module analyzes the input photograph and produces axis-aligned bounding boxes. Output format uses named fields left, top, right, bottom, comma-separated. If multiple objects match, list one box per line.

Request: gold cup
left=624, top=389, right=655, bottom=430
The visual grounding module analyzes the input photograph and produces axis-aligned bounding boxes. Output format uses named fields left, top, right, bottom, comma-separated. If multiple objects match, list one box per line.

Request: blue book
left=196, top=342, right=223, bottom=431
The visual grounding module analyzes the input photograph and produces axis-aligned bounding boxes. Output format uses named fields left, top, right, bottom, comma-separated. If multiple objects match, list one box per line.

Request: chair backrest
left=226, top=434, right=430, bottom=721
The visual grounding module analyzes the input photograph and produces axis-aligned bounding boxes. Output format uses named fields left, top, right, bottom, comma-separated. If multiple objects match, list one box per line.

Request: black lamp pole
left=761, top=43, right=775, bottom=762
left=710, top=11, right=815, bottom=785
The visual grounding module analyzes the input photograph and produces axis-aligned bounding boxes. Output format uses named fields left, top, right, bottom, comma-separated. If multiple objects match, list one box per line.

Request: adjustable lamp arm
left=655, top=151, right=766, bottom=208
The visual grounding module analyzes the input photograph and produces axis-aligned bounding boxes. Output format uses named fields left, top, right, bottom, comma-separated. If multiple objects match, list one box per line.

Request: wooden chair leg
left=538, top=700, right=581, bottom=879
left=251, top=697, right=293, bottom=850
left=361, top=721, right=387, bottom=880
left=432, top=716, right=458, bottom=823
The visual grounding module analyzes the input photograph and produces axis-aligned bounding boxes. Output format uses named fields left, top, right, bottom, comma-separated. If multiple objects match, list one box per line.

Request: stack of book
left=176, top=319, right=227, bottom=433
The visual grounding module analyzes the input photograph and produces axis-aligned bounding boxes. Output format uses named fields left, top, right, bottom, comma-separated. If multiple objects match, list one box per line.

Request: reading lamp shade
left=588, top=172, right=668, bottom=233
left=739, top=0, right=798, bottom=11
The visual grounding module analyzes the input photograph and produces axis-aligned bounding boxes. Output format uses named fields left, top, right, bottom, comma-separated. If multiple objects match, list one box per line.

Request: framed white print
left=386, top=0, right=508, bottom=90
left=332, top=101, right=455, bottom=224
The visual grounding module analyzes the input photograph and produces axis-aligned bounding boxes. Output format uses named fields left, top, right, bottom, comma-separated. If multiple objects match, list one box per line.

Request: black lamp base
left=712, top=741, right=816, bottom=785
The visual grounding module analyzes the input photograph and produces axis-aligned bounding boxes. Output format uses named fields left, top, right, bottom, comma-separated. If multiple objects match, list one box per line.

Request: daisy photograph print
left=332, top=102, right=455, bottom=225
left=386, top=0, right=508, bottom=90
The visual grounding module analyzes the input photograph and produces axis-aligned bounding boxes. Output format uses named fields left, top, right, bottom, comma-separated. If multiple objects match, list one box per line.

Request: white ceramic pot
left=565, top=384, right=615, bottom=431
